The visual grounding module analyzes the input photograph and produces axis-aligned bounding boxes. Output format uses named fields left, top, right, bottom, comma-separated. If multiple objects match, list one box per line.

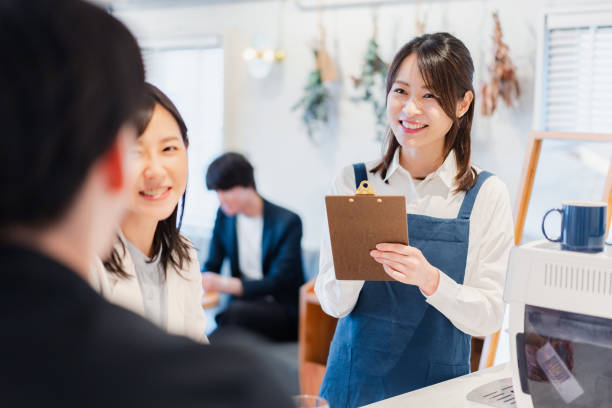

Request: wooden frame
left=298, top=280, right=337, bottom=395
left=480, top=130, right=612, bottom=368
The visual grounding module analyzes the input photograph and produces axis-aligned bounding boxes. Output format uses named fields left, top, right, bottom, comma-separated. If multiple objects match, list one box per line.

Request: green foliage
left=352, top=38, right=389, bottom=140
left=292, top=61, right=329, bottom=140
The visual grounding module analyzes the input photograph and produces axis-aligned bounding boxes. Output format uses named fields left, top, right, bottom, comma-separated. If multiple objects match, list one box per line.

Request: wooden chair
left=298, top=280, right=337, bottom=396
left=478, top=130, right=612, bottom=368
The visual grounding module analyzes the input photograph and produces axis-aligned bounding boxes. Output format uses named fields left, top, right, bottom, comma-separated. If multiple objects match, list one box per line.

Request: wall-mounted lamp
left=242, top=33, right=285, bottom=79
left=242, top=47, right=285, bottom=63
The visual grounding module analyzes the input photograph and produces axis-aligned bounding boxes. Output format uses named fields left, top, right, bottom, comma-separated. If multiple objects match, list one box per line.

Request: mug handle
left=542, top=208, right=563, bottom=242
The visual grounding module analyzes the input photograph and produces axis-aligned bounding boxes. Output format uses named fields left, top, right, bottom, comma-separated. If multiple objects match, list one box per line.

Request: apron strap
left=352, top=162, right=368, bottom=190
left=353, top=163, right=492, bottom=220
left=457, top=171, right=493, bottom=219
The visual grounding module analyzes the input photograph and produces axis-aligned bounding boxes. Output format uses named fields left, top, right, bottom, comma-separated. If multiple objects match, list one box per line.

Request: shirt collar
left=434, top=151, right=459, bottom=190
left=383, top=147, right=459, bottom=190
left=118, top=229, right=163, bottom=265
left=383, top=148, right=402, bottom=182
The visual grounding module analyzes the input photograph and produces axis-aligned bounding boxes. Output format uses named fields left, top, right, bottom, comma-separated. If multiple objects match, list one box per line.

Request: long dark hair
left=372, top=32, right=477, bottom=192
left=104, top=83, right=191, bottom=279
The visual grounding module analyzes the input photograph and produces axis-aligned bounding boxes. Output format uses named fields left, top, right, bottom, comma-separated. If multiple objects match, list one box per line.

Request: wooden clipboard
left=325, top=180, right=409, bottom=281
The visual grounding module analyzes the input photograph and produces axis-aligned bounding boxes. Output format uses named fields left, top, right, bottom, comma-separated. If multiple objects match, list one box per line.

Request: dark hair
left=104, top=83, right=191, bottom=279
left=372, top=32, right=477, bottom=192
left=206, top=152, right=256, bottom=191
left=0, top=0, right=145, bottom=228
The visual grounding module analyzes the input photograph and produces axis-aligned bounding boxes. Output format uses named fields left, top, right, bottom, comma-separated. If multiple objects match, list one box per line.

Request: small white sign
left=536, top=342, right=584, bottom=404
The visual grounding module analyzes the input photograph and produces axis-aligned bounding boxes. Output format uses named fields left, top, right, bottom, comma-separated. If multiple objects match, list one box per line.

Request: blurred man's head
left=205, top=153, right=257, bottom=216
left=0, top=0, right=145, bottom=265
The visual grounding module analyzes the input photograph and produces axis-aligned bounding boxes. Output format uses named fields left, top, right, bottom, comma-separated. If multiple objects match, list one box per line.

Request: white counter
left=362, top=363, right=513, bottom=408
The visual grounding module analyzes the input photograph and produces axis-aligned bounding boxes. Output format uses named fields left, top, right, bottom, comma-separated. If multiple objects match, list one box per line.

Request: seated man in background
left=202, top=153, right=304, bottom=341
left=0, top=1, right=292, bottom=406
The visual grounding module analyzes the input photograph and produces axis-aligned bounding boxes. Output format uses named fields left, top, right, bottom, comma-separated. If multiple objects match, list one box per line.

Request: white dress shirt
left=236, top=213, right=264, bottom=280
left=125, top=238, right=167, bottom=330
left=90, top=234, right=209, bottom=343
left=314, top=149, right=514, bottom=337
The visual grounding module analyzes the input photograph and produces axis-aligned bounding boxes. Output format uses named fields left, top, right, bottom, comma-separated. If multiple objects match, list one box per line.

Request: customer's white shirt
left=236, top=213, right=263, bottom=280
left=90, top=234, right=208, bottom=343
left=124, top=238, right=167, bottom=330
left=314, top=149, right=514, bottom=337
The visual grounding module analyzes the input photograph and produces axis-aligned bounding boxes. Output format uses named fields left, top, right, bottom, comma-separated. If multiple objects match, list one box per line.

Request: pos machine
left=504, top=240, right=612, bottom=407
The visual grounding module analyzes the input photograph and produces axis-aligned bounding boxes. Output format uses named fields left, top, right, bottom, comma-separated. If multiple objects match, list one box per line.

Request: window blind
left=543, top=12, right=612, bottom=133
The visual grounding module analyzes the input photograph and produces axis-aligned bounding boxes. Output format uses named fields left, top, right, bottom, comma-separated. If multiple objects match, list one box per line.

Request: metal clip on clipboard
left=355, top=180, right=376, bottom=195
left=349, top=180, right=380, bottom=203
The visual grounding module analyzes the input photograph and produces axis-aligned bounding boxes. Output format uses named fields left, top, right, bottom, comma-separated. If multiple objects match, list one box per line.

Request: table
left=201, top=291, right=219, bottom=308
left=363, top=363, right=513, bottom=408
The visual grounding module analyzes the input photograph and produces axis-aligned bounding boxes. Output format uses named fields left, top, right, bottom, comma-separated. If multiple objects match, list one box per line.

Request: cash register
left=504, top=240, right=612, bottom=407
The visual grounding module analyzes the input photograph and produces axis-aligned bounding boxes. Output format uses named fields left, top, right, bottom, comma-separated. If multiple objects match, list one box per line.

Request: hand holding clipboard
left=325, top=180, right=409, bottom=281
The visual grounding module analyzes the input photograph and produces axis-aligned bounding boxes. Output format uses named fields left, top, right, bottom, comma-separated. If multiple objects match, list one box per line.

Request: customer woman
left=315, top=33, right=514, bottom=407
left=90, top=83, right=207, bottom=343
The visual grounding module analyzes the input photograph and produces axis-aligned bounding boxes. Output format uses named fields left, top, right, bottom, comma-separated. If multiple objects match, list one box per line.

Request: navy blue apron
left=320, top=163, right=493, bottom=408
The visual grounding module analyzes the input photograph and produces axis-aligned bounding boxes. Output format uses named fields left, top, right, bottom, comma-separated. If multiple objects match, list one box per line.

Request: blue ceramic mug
left=541, top=201, right=607, bottom=253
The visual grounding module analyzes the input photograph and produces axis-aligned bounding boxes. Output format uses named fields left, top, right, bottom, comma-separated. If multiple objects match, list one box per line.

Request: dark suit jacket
left=203, top=199, right=304, bottom=320
left=0, top=244, right=292, bottom=408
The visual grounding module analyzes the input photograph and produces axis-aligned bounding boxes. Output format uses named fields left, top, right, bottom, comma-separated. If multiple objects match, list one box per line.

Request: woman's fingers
left=376, top=257, right=419, bottom=283
left=370, top=249, right=408, bottom=264
left=371, top=250, right=419, bottom=270
left=382, top=264, right=410, bottom=283
left=375, top=243, right=420, bottom=256
left=382, top=258, right=410, bottom=274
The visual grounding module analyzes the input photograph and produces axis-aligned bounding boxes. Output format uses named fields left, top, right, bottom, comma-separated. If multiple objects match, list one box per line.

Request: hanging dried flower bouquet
left=481, top=12, right=520, bottom=116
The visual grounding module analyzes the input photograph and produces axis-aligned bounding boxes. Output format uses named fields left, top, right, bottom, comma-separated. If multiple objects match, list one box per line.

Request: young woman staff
left=315, top=33, right=514, bottom=407
left=90, top=83, right=207, bottom=343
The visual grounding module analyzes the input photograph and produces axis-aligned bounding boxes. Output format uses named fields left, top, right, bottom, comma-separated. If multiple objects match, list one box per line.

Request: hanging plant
left=293, top=23, right=338, bottom=142
left=292, top=51, right=330, bottom=140
left=481, top=12, right=520, bottom=116
left=351, top=36, right=389, bottom=140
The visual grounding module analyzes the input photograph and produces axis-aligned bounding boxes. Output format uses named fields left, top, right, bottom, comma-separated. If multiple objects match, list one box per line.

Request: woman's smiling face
left=127, top=103, right=188, bottom=222
left=386, top=53, right=453, bottom=158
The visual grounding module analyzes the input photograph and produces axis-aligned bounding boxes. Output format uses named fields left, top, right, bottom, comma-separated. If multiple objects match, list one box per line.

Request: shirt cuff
left=422, top=269, right=460, bottom=311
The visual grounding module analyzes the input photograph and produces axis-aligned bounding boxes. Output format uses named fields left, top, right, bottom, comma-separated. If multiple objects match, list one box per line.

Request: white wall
left=115, top=0, right=610, bottom=249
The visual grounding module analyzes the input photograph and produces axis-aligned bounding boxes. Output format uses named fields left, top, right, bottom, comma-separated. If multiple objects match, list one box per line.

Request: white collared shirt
left=236, top=213, right=264, bottom=280
left=125, top=238, right=167, bottom=330
left=314, top=149, right=514, bottom=337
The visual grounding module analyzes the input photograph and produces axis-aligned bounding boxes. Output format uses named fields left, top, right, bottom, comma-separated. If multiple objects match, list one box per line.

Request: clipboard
left=325, top=180, right=409, bottom=281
